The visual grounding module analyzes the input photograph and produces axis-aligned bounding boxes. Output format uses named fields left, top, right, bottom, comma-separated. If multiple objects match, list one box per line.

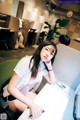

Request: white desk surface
left=18, top=83, right=75, bottom=120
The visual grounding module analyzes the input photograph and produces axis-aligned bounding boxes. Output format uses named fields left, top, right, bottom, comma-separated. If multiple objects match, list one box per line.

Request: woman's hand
left=30, top=102, right=43, bottom=118
left=44, top=61, right=57, bottom=84
left=45, top=61, right=53, bottom=70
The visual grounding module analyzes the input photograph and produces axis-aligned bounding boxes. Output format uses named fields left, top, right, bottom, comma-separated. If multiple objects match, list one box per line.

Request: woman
left=4, top=40, right=57, bottom=118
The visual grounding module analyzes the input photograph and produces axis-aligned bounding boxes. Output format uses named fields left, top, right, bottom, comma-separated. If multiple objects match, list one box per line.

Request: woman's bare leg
left=7, top=92, right=37, bottom=112
left=7, top=100, right=28, bottom=112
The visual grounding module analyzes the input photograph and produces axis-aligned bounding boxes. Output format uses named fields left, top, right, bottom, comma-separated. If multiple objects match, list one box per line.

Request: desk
left=18, top=82, right=75, bottom=120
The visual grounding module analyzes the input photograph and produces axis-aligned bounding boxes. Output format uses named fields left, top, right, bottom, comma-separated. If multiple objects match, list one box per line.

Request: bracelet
left=48, top=69, right=53, bottom=71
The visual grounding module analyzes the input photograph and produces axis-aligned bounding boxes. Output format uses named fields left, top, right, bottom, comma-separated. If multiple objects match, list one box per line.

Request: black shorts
left=3, top=95, right=16, bottom=102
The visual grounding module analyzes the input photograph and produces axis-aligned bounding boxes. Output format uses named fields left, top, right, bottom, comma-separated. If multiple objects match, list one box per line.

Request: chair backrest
left=53, top=44, right=80, bottom=90
left=0, top=58, right=19, bottom=91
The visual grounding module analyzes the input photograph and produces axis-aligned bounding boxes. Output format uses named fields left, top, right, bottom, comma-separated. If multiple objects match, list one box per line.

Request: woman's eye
left=51, top=52, right=54, bottom=55
left=45, top=48, right=48, bottom=51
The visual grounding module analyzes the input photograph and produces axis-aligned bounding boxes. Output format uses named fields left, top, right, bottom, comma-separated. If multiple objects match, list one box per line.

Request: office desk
left=18, top=82, right=75, bottom=120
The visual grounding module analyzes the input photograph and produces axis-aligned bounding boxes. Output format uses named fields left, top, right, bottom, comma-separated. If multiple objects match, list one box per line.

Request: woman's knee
left=6, top=101, right=17, bottom=112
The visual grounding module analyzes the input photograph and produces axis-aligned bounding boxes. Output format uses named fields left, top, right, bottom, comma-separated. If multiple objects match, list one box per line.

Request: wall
left=11, top=0, right=19, bottom=17
left=22, top=0, right=57, bottom=25
left=21, top=0, right=80, bottom=40
left=0, top=0, right=13, bottom=15
left=0, top=0, right=19, bottom=17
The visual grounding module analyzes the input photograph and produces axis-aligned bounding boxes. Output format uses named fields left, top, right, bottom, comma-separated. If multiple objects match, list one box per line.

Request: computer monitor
left=53, top=44, right=80, bottom=90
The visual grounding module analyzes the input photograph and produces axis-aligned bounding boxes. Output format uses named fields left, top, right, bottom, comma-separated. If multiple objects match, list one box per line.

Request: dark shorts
left=3, top=95, right=16, bottom=102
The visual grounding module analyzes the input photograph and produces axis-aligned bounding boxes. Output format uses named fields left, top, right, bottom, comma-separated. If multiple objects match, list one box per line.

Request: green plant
left=45, top=18, right=70, bottom=41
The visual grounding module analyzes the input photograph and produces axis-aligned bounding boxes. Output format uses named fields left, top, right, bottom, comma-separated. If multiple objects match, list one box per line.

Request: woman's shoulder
left=14, top=55, right=32, bottom=72
left=20, top=55, right=32, bottom=62
left=40, top=61, right=45, bottom=70
left=16, top=55, right=32, bottom=67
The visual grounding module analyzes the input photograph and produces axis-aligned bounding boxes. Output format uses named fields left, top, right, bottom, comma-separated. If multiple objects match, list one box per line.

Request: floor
left=0, top=46, right=37, bottom=62
left=0, top=39, right=80, bottom=62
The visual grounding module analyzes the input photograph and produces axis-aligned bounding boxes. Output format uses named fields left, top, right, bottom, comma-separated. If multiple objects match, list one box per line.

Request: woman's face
left=40, top=45, right=55, bottom=62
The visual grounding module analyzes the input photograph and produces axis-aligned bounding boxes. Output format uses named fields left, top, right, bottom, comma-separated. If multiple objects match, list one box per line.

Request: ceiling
left=45, top=0, right=80, bottom=20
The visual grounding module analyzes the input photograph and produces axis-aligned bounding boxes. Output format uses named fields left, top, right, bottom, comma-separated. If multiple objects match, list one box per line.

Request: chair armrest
left=0, top=96, right=8, bottom=109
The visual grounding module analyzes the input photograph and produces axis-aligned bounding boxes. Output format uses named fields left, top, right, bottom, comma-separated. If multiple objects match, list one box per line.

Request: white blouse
left=3, top=55, right=48, bottom=97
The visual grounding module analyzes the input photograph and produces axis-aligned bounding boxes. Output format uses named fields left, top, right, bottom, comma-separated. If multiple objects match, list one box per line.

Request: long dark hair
left=29, top=40, right=57, bottom=78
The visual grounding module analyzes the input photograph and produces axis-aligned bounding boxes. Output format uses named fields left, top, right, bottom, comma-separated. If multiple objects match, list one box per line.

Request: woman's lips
left=43, top=56, right=47, bottom=60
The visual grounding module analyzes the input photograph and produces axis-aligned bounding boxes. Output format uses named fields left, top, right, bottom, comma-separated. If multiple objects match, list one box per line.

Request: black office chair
left=0, top=39, right=9, bottom=50
left=0, top=58, right=20, bottom=120
left=0, top=28, right=10, bottom=50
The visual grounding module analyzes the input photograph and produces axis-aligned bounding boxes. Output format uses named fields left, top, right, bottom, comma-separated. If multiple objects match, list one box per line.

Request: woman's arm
left=8, top=72, right=33, bottom=107
left=43, top=61, right=57, bottom=84
left=8, top=72, right=43, bottom=117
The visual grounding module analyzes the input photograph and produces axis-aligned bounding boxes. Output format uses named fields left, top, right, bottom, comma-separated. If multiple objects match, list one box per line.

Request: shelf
left=0, top=13, right=7, bottom=20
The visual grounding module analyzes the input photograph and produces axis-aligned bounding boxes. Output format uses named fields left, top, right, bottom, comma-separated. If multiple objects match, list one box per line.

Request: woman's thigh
left=7, top=92, right=37, bottom=112
left=14, top=91, right=37, bottom=112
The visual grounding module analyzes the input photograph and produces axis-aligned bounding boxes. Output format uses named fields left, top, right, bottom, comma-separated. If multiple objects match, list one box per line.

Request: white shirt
left=3, top=55, right=48, bottom=97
